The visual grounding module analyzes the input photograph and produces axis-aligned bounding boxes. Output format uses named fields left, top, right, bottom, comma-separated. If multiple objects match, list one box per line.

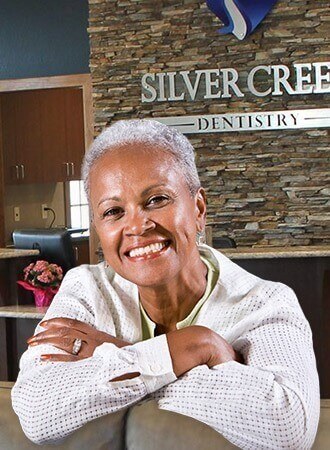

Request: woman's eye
left=102, top=207, right=123, bottom=219
left=147, top=195, right=169, bottom=206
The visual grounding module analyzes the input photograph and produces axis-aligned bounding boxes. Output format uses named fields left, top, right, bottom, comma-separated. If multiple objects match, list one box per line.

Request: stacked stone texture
left=88, top=0, right=330, bottom=247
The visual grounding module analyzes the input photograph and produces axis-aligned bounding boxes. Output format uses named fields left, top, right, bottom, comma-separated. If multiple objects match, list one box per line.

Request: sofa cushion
left=126, top=399, right=238, bottom=449
left=2, top=382, right=329, bottom=449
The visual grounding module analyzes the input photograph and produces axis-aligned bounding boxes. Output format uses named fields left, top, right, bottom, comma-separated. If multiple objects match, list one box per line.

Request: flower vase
left=17, top=281, right=58, bottom=308
left=33, top=288, right=56, bottom=307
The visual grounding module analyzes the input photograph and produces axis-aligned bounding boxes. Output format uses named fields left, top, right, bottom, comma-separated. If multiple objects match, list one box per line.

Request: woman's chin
left=118, top=260, right=179, bottom=289
left=125, top=269, right=177, bottom=289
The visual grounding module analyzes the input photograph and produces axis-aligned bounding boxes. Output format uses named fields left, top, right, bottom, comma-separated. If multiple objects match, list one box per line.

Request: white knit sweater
left=11, top=245, right=320, bottom=449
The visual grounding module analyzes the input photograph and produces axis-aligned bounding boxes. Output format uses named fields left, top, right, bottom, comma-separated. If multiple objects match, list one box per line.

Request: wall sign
left=154, top=109, right=330, bottom=134
left=206, top=0, right=278, bottom=41
left=143, top=61, right=330, bottom=134
left=141, top=62, right=330, bottom=103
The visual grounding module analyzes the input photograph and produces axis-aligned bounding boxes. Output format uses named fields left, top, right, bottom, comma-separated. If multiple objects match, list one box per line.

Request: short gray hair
left=82, top=119, right=201, bottom=198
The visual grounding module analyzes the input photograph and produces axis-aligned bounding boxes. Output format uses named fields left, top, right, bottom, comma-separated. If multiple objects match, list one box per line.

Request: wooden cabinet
left=38, top=88, right=67, bottom=183
left=2, top=90, right=44, bottom=184
left=72, top=238, right=90, bottom=266
left=65, top=88, right=86, bottom=180
left=0, top=87, right=85, bottom=184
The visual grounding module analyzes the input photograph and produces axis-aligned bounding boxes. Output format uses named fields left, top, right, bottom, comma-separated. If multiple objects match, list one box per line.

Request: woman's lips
left=125, top=240, right=171, bottom=260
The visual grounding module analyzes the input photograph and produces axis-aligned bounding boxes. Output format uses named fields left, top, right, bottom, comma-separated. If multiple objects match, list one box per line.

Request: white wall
left=4, top=182, right=66, bottom=244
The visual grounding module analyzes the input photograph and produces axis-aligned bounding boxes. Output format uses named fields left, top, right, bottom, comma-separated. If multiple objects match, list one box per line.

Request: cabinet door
left=2, top=90, right=45, bottom=184
left=2, top=90, right=54, bottom=184
left=15, top=90, right=43, bottom=184
left=38, top=88, right=68, bottom=182
left=72, top=239, right=90, bottom=265
left=39, top=87, right=85, bottom=182
left=64, top=88, right=85, bottom=180
left=1, top=93, right=19, bottom=184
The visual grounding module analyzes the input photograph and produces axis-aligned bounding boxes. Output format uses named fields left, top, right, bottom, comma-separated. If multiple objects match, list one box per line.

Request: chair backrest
left=13, top=228, right=76, bottom=274
left=212, top=236, right=237, bottom=248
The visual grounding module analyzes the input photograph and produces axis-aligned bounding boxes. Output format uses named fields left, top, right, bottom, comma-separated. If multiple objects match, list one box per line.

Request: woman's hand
left=203, top=327, right=244, bottom=367
left=27, top=318, right=130, bottom=362
left=166, top=325, right=243, bottom=377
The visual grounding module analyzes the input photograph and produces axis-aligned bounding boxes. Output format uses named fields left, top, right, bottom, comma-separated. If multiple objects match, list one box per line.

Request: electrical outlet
left=14, top=206, right=20, bottom=222
left=41, top=204, right=48, bottom=219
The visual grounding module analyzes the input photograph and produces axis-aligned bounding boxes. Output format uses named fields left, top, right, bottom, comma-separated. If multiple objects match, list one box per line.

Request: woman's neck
left=138, top=254, right=208, bottom=330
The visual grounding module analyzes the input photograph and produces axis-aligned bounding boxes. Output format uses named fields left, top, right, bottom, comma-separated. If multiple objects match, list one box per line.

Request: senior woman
left=12, top=119, right=319, bottom=449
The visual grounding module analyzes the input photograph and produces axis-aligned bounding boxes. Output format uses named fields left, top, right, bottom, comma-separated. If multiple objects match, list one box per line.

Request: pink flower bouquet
left=17, top=260, right=63, bottom=307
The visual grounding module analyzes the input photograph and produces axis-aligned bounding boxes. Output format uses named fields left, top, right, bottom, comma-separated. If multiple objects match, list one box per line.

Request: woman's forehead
left=92, top=142, right=178, bottom=174
left=105, top=141, right=174, bottom=161
left=89, top=143, right=187, bottom=198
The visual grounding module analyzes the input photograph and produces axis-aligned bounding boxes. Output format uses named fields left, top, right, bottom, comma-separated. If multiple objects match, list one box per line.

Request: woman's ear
left=195, top=187, right=207, bottom=232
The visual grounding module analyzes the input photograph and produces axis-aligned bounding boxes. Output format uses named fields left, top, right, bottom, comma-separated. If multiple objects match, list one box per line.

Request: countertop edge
left=218, top=246, right=330, bottom=259
left=0, top=305, right=46, bottom=319
left=0, top=249, right=39, bottom=259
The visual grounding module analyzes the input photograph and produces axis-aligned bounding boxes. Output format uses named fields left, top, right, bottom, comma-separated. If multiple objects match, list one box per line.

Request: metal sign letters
left=141, top=62, right=330, bottom=103
left=155, top=109, right=330, bottom=134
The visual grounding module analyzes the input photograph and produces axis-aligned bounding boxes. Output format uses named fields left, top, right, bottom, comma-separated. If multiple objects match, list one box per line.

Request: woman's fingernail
left=40, top=321, right=48, bottom=326
left=28, top=341, right=37, bottom=346
left=41, top=355, right=50, bottom=360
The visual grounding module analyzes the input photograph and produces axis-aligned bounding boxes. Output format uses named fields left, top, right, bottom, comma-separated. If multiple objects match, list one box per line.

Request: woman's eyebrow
left=97, top=196, right=121, bottom=207
left=97, top=184, right=168, bottom=207
left=141, top=184, right=167, bottom=196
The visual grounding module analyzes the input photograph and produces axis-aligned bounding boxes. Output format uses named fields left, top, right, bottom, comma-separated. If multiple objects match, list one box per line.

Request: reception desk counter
left=0, top=248, right=40, bottom=308
left=220, top=245, right=330, bottom=259
left=0, top=249, right=39, bottom=380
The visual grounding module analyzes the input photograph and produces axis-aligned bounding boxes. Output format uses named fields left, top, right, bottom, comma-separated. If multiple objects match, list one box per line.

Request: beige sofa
left=1, top=382, right=328, bottom=449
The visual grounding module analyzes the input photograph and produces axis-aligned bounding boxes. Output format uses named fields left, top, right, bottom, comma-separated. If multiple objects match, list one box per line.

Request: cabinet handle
left=70, top=162, right=75, bottom=177
left=15, top=165, right=20, bottom=180
left=74, top=246, right=79, bottom=263
left=20, top=164, right=25, bottom=179
left=64, top=162, right=70, bottom=177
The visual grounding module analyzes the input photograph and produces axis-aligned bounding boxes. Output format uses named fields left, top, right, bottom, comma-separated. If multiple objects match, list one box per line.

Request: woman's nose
left=124, top=211, right=155, bottom=236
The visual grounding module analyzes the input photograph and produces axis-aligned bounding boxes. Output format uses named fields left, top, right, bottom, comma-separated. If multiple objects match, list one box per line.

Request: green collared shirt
left=139, top=255, right=219, bottom=340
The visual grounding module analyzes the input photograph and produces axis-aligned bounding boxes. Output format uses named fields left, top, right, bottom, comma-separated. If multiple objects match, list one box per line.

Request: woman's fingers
left=29, top=336, right=85, bottom=354
left=27, top=317, right=130, bottom=360
left=40, top=354, right=80, bottom=362
left=27, top=328, right=86, bottom=346
left=27, top=328, right=89, bottom=356
left=40, top=318, right=92, bottom=335
left=37, top=318, right=130, bottom=348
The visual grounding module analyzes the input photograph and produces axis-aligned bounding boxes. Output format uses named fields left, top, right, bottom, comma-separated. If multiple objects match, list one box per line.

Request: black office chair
left=212, top=236, right=236, bottom=248
left=13, top=228, right=76, bottom=274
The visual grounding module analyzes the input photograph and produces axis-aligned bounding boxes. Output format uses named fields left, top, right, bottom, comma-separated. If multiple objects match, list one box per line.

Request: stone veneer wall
left=88, top=0, right=329, bottom=247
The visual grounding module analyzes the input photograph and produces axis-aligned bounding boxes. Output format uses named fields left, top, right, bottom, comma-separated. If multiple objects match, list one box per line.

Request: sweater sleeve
left=11, top=267, right=176, bottom=445
left=152, top=286, right=320, bottom=450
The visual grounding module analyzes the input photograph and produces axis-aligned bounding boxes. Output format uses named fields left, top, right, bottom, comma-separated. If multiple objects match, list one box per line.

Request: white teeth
left=128, top=242, right=166, bottom=258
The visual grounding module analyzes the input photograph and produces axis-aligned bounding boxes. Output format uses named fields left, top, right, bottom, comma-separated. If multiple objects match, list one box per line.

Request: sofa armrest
left=0, top=383, right=127, bottom=450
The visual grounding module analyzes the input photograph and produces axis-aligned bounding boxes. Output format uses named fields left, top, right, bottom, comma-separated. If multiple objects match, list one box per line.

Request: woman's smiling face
left=90, top=143, right=206, bottom=288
